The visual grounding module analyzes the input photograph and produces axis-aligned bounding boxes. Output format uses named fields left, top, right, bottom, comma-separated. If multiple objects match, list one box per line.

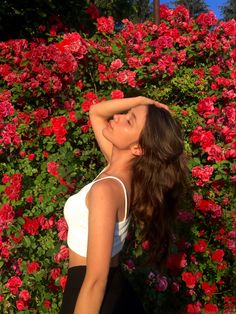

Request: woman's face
left=103, top=105, right=147, bottom=151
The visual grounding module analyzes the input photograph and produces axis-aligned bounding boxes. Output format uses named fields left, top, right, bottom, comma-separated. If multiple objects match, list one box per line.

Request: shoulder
left=91, top=177, right=122, bottom=196
left=88, top=178, right=124, bottom=206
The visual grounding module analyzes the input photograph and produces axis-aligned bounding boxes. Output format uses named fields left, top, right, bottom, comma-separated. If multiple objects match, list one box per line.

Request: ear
left=131, top=144, right=144, bottom=156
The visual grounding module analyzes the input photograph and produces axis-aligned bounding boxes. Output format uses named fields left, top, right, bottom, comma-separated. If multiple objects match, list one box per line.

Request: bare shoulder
left=88, top=178, right=124, bottom=207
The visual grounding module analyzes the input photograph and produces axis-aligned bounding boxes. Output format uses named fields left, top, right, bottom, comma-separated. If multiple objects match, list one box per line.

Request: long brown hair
left=130, top=105, right=189, bottom=266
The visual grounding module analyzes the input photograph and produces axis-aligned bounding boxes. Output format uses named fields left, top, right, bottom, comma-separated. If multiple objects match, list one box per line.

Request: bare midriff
left=68, top=248, right=120, bottom=268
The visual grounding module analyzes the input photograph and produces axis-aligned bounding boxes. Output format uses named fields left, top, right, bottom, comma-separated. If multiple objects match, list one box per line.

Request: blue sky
left=160, top=0, right=228, bottom=19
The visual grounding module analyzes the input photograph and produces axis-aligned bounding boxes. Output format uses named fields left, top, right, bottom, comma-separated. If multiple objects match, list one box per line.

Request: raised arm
left=89, top=96, right=168, bottom=162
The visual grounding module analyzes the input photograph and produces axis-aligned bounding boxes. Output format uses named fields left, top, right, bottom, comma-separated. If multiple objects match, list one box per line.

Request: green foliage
left=171, top=0, right=209, bottom=18
left=220, top=0, right=236, bottom=20
left=95, top=0, right=152, bottom=22
left=0, top=0, right=90, bottom=40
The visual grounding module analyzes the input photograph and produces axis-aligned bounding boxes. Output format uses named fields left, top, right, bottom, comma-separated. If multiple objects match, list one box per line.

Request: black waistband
left=68, top=265, right=120, bottom=273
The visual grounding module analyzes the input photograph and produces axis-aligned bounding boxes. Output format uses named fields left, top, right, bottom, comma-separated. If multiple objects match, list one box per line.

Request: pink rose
left=16, top=300, right=27, bottom=311
left=19, top=290, right=30, bottom=301
left=54, top=245, right=69, bottom=263
left=47, top=161, right=59, bottom=177
left=50, top=268, right=61, bottom=280
left=97, top=16, right=114, bottom=33
left=110, top=59, right=124, bottom=71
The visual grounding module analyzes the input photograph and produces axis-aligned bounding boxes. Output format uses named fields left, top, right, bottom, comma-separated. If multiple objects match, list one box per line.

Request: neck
left=105, top=147, right=133, bottom=178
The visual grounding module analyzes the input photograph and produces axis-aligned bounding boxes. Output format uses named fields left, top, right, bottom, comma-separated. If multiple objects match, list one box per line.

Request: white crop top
left=64, top=174, right=130, bottom=257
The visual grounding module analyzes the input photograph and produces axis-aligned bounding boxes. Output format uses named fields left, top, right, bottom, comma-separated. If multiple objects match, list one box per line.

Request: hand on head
left=139, top=96, right=169, bottom=111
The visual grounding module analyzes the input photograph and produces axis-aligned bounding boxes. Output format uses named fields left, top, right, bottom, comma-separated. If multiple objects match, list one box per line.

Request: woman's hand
left=138, top=96, right=169, bottom=111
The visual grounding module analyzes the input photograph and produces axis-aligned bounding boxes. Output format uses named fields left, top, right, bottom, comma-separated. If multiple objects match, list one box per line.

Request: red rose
left=11, top=230, right=24, bottom=243
left=196, top=11, right=218, bottom=28
left=209, top=65, right=221, bottom=77
left=171, top=282, right=180, bottom=293
left=38, top=215, right=54, bottom=230
left=23, top=217, right=40, bottom=235
left=0, top=99, right=14, bottom=119
left=25, top=195, right=33, bottom=203
left=47, top=161, right=59, bottom=177
left=50, top=267, right=61, bottom=280
left=43, top=299, right=51, bottom=309
left=111, top=90, right=124, bottom=99
left=185, top=301, right=202, bottom=314
left=76, top=79, right=83, bottom=89
left=197, top=199, right=222, bottom=218
left=51, top=116, right=68, bottom=144
left=205, top=144, right=225, bottom=162
left=68, top=111, right=78, bottom=123
left=116, top=71, right=128, bottom=84
left=84, top=91, right=97, bottom=101
left=141, top=240, right=150, bottom=251
left=56, top=217, right=68, bottom=241
left=54, top=245, right=69, bottom=263
left=99, top=73, right=107, bottom=82
left=64, top=100, right=75, bottom=111
left=156, top=35, right=174, bottom=49
left=0, top=203, right=15, bottom=229
left=182, top=272, right=197, bottom=289
left=166, top=252, right=187, bottom=269
left=201, top=282, right=216, bottom=295
left=81, top=125, right=89, bottom=133
left=4, top=173, right=22, bottom=201
left=27, top=261, right=40, bottom=274
left=43, top=151, right=49, bottom=158
left=5, top=276, right=22, bottom=294
left=16, top=300, right=27, bottom=311
left=98, top=64, right=106, bottom=72
left=127, top=57, right=142, bottom=68
left=81, top=100, right=92, bottom=112
left=33, top=108, right=48, bottom=124
left=86, top=3, right=100, bottom=20
left=2, top=174, right=10, bottom=184
left=60, top=276, right=67, bottom=290
left=39, top=126, right=53, bottom=136
left=211, top=249, right=224, bottom=263
left=19, top=290, right=30, bottom=301
left=190, top=127, right=215, bottom=149
left=193, top=239, right=207, bottom=253
left=204, top=303, right=219, bottom=313
left=110, top=59, right=124, bottom=71
left=192, top=165, right=214, bottom=186
left=97, top=16, right=114, bottom=33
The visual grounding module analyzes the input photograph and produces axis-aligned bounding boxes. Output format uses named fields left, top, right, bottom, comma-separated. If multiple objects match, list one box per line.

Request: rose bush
left=0, top=5, right=235, bottom=313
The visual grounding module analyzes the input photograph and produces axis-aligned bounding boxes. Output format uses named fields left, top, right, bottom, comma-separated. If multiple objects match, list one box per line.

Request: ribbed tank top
left=64, top=173, right=130, bottom=257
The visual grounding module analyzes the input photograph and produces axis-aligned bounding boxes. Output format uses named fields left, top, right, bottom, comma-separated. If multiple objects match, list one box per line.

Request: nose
left=113, top=114, right=121, bottom=122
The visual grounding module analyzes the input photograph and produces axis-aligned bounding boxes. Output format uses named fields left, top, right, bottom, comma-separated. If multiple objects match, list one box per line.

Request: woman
left=60, top=96, right=188, bottom=314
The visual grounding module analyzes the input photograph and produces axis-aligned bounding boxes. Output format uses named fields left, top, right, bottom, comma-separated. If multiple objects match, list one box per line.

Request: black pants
left=59, top=266, right=145, bottom=314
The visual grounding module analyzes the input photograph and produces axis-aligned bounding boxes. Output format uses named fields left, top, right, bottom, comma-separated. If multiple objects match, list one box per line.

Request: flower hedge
left=0, top=4, right=235, bottom=313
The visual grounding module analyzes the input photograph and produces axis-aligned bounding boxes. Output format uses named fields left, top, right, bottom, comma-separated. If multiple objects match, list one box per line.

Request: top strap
left=93, top=166, right=108, bottom=181
left=92, top=176, right=128, bottom=222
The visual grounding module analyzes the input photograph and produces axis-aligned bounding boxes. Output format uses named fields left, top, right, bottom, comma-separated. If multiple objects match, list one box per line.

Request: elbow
left=83, top=276, right=108, bottom=293
left=89, top=103, right=97, bottom=117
